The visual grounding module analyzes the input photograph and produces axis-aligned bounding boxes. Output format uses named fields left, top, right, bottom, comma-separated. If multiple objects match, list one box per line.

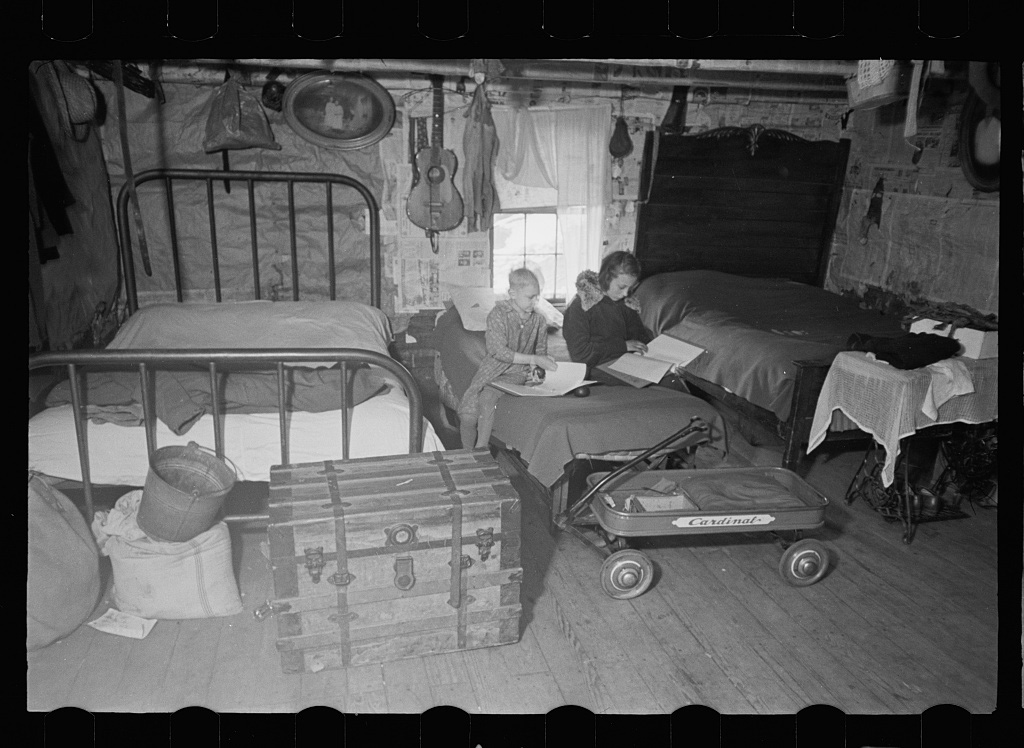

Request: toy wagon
left=553, top=418, right=832, bottom=599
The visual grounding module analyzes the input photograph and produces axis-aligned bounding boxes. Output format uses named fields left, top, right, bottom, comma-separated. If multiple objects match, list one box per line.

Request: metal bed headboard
left=115, top=169, right=382, bottom=313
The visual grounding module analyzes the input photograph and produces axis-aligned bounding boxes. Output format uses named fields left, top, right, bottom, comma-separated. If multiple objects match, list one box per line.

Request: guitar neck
left=430, top=75, right=445, bottom=149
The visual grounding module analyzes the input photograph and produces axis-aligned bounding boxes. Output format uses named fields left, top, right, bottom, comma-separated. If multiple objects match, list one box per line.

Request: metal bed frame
left=29, top=169, right=422, bottom=524
left=116, top=168, right=382, bottom=312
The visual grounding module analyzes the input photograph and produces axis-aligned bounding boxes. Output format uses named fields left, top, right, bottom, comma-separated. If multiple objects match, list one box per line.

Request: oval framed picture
left=283, top=73, right=396, bottom=150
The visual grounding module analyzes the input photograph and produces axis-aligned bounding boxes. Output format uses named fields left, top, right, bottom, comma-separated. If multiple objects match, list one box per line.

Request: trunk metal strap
left=324, top=460, right=352, bottom=665
left=433, top=452, right=471, bottom=629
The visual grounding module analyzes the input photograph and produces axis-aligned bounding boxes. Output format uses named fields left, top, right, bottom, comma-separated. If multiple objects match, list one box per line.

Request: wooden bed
left=632, top=124, right=906, bottom=472
left=28, top=168, right=443, bottom=522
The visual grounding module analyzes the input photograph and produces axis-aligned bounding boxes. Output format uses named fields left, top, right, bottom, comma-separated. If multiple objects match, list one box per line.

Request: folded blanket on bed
left=44, top=367, right=386, bottom=435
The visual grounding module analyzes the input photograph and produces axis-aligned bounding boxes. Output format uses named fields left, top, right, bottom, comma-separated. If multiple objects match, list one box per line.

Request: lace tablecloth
left=807, top=352, right=998, bottom=486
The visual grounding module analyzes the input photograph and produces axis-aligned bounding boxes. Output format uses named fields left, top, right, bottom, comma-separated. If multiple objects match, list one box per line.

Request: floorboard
left=650, top=543, right=809, bottom=713
left=685, top=537, right=894, bottom=711
left=26, top=405, right=1000, bottom=715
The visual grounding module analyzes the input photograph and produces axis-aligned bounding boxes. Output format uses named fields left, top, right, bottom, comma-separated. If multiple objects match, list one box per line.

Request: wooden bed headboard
left=633, top=125, right=851, bottom=287
left=115, top=169, right=381, bottom=314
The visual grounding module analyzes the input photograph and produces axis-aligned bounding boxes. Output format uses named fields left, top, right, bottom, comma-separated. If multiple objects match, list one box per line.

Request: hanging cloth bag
left=609, top=116, right=634, bottom=158
left=203, top=76, right=282, bottom=153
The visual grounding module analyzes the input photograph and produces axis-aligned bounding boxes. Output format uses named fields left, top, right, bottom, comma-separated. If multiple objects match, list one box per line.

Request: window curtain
left=494, top=105, right=611, bottom=300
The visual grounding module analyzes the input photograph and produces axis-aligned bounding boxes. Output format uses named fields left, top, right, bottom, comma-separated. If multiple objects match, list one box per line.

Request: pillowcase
left=449, top=286, right=563, bottom=330
left=448, top=287, right=497, bottom=332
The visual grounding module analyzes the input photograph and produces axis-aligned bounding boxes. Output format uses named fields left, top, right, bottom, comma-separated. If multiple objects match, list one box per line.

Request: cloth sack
left=92, top=491, right=243, bottom=619
left=203, top=77, right=281, bottom=153
left=28, top=474, right=102, bottom=650
left=609, top=116, right=634, bottom=158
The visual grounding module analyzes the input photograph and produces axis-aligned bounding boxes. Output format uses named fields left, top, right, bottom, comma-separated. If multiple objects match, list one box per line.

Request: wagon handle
left=555, top=416, right=711, bottom=529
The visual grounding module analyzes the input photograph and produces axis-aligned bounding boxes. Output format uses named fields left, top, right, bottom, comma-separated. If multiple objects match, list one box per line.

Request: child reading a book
left=457, top=268, right=558, bottom=449
left=563, top=251, right=652, bottom=384
left=563, top=251, right=689, bottom=390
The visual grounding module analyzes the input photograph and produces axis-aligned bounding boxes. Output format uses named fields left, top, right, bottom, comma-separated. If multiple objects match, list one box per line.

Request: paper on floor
left=87, top=608, right=157, bottom=639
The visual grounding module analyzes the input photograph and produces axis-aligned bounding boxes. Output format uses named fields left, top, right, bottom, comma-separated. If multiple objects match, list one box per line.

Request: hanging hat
left=59, top=67, right=97, bottom=124
left=45, top=61, right=98, bottom=141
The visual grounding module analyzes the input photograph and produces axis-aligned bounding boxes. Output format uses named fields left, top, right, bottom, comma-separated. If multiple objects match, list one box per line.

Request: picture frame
left=282, top=72, right=396, bottom=150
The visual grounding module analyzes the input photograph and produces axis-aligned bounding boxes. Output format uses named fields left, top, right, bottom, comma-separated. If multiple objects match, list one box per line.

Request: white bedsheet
left=29, top=387, right=445, bottom=485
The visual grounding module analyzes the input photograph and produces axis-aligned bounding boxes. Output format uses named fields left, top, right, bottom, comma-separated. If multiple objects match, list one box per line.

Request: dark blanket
left=435, top=305, right=727, bottom=487
left=633, top=270, right=906, bottom=421
left=44, top=366, right=386, bottom=435
left=846, top=332, right=961, bottom=370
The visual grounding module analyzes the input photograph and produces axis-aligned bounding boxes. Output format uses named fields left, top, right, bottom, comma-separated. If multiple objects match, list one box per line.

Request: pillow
left=448, top=287, right=497, bottom=332
left=109, top=300, right=393, bottom=362
left=449, top=286, right=563, bottom=330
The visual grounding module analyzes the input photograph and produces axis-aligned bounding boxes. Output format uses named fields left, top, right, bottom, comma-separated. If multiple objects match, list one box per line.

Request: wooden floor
left=27, top=390, right=1000, bottom=715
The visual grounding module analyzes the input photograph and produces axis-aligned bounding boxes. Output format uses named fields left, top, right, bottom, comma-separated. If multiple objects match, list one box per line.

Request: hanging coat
left=462, top=84, right=500, bottom=233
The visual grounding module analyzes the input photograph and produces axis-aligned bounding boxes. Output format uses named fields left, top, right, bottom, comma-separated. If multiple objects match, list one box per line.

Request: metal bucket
left=138, top=442, right=237, bottom=542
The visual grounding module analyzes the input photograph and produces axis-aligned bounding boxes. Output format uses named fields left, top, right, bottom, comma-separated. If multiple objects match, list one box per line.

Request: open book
left=600, top=334, right=706, bottom=388
left=488, top=362, right=596, bottom=397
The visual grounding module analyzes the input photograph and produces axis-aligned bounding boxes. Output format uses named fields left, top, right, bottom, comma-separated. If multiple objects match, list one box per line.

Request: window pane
left=492, top=214, right=525, bottom=255
left=492, top=254, right=523, bottom=295
left=492, top=211, right=562, bottom=301
left=525, top=214, right=557, bottom=254
left=528, top=255, right=558, bottom=299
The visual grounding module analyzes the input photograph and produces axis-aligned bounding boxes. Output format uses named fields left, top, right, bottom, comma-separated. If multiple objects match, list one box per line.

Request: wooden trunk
left=265, top=450, right=523, bottom=673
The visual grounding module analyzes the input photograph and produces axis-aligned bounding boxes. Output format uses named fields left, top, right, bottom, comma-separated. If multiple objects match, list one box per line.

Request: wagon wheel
left=778, top=539, right=830, bottom=587
left=600, top=549, right=654, bottom=599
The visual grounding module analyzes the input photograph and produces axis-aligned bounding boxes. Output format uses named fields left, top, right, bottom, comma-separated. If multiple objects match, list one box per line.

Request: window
left=491, top=211, right=562, bottom=303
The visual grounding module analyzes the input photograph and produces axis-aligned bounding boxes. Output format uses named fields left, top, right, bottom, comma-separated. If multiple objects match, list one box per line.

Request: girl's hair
left=598, top=251, right=642, bottom=291
left=508, top=267, right=540, bottom=291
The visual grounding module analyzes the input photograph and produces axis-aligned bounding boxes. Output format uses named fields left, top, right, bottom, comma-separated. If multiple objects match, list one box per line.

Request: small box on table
left=265, top=449, right=522, bottom=673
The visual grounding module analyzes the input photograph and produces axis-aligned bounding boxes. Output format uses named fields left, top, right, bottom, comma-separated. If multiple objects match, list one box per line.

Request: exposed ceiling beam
left=551, top=59, right=860, bottom=77
left=183, top=58, right=852, bottom=94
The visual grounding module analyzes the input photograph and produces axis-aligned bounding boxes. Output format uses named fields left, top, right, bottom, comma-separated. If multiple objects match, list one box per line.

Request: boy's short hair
left=508, top=267, right=540, bottom=291
left=598, top=251, right=642, bottom=291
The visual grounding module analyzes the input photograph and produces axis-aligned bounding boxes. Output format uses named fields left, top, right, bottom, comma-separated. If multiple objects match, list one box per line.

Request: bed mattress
left=28, top=386, right=444, bottom=486
left=634, top=270, right=906, bottom=421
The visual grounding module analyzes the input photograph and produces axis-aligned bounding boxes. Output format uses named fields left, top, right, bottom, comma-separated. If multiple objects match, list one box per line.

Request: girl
left=457, top=268, right=558, bottom=449
left=562, top=251, right=653, bottom=385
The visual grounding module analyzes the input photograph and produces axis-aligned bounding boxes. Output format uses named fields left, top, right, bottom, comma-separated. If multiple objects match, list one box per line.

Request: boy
left=457, top=268, right=558, bottom=449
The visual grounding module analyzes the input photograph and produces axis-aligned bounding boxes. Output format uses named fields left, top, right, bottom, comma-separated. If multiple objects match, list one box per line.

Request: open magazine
left=601, top=334, right=706, bottom=388
left=488, top=362, right=596, bottom=397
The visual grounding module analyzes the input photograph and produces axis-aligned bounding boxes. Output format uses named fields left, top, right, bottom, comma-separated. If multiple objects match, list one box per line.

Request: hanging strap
left=324, top=460, right=353, bottom=666
left=113, top=60, right=151, bottom=276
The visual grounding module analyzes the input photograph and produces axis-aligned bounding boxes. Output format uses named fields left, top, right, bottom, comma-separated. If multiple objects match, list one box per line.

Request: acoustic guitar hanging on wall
left=407, top=75, right=464, bottom=249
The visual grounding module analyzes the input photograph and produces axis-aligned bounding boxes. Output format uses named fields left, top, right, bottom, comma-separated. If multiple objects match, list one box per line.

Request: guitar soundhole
left=427, top=166, right=445, bottom=184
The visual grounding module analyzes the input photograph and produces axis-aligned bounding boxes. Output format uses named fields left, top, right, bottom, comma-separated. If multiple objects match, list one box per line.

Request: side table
left=808, top=351, right=998, bottom=544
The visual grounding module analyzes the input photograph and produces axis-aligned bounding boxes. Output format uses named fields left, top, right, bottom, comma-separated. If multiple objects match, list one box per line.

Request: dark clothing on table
left=846, top=332, right=961, bottom=370
left=563, top=294, right=653, bottom=380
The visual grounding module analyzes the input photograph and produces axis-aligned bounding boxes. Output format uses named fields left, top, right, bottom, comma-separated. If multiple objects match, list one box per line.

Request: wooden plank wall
left=635, top=130, right=850, bottom=287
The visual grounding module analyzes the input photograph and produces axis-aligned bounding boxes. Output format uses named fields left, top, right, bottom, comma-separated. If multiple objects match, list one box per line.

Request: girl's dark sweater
left=562, top=295, right=653, bottom=380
